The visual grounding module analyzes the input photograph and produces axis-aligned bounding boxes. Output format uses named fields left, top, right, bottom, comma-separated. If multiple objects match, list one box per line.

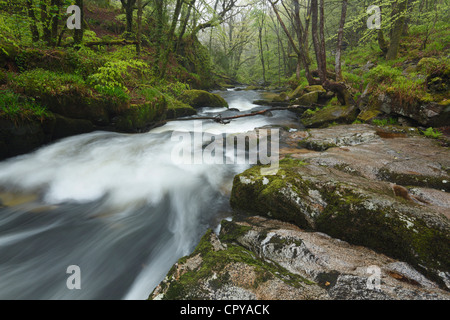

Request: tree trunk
left=318, top=0, right=327, bottom=76
left=335, top=0, right=348, bottom=82
left=311, top=0, right=326, bottom=83
left=121, top=0, right=137, bottom=35
left=159, top=0, right=183, bottom=78
left=136, top=0, right=142, bottom=55
left=176, top=0, right=196, bottom=53
left=74, top=0, right=84, bottom=45
left=386, top=0, right=407, bottom=60
left=377, top=29, right=388, bottom=55
left=154, top=0, right=164, bottom=73
left=269, top=0, right=314, bottom=85
left=50, top=0, right=62, bottom=46
left=26, top=0, right=40, bottom=42
left=41, top=3, right=52, bottom=46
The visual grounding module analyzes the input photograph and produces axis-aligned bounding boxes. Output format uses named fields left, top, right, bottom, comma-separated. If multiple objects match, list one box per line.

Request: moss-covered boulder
left=295, top=91, right=320, bottom=106
left=0, top=119, right=46, bottom=159
left=230, top=157, right=450, bottom=287
left=166, top=100, right=197, bottom=119
left=150, top=216, right=450, bottom=300
left=272, top=92, right=289, bottom=102
left=149, top=228, right=325, bottom=300
left=301, top=104, right=358, bottom=128
left=304, top=85, right=326, bottom=94
left=179, top=90, right=228, bottom=109
left=51, top=114, right=94, bottom=140
left=114, top=96, right=167, bottom=132
left=288, top=85, right=305, bottom=100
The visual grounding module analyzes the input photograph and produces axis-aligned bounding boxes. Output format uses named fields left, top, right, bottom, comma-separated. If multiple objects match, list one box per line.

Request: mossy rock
left=230, top=162, right=450, bottom=286
left=295, top=91, right=319, bottom=106
left=14, top=48, right=79, bottom=73
left=357, top=109, right=381, bottom=122
left=149, top=228, right=316, bottom=300
left=301, top=104, right=358, bottom=128
left=41, top=93, right=112, bottom=126
left=245, top=85, right=262, bottom=91
left=304, top=85, right=326, bottom=93
left=51, top=114, right=94, bottom=140
left=179, top=90, right=228, bottom=109
left=0, top=42, right=18, bottom=68
left=0, top=119, right=46, bottom=160
left=114, top=96, right=167, bottom=132
left=417, top=57, right=440, bottom=75
left=289, top=85, right=305, bottom=100
left=272, top=92, right=289, bottom=102
left=166, top=99, right=197, bottom=119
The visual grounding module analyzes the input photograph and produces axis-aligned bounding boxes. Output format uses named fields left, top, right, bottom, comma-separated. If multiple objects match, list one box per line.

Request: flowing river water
left=0, top=89, right=300, bottom=299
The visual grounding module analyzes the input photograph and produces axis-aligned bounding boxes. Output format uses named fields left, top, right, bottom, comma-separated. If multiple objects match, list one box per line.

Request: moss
left=272, top=92, right=288, bottom=102
left=315, top=187, right=450, bottom=284
left=230, top=162, right=450, bottom=287
left=179, top=89, right=228, bottom=109
left=300, top=104, right=358, bottom=128
left=230, top=163, right=314, bottom=229
left=14, top=48, right=79, bottom=73
left=219, top=220, right=252, bottom=243
left=115, top=96, right=167, bottom=132
left=268, top=234, right=303, bottom=252
left=166, top=99, right=197, bottom=119
left=357, top=109, right=381, bottom=122
left=304, top=85, right=326, bottom=93
left=288, top=85, right=305, bottom=99
left=298, top=139, right=337, bottom=151
left=377, top=168, right=449, bottom=192
left=157, top=228, right=314, bottom=299
left=295, top=91, right=319, bottom=106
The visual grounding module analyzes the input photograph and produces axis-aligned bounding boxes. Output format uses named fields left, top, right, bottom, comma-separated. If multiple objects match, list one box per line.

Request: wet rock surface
left=152, top=124, right=450, bottom=300
left=150, top=217, right=450, bottom=300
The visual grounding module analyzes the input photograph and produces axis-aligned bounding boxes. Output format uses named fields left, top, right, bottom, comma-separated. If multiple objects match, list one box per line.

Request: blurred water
left=0, top=89, right=299, bottom=299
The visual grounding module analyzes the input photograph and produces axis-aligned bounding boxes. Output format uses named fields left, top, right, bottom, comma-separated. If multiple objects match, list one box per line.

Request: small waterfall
left=0, top=89, right=299, bottom=299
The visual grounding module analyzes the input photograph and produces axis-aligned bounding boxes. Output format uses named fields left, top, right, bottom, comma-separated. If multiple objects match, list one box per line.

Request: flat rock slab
left=150, top=217, right=450, bottom=300
left=231, top=124, right=450, bottom=288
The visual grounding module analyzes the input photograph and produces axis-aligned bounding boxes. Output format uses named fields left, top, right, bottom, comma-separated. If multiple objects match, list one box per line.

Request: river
left=0, top=89, right=300, bottom=300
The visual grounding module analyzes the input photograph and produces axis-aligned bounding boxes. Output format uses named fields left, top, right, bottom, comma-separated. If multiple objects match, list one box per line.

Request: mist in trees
left=2, top=0, right=448, bottom=90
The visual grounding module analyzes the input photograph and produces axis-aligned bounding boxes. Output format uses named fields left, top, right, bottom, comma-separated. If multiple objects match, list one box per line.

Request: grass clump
left=0, top=90, right=51, bottom=122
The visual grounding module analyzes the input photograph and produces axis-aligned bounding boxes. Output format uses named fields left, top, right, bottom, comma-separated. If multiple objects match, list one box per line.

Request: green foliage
left=87, top=59, right=150, bottom=91
left=417, top=57, right=450, bottom=76
left=422, top=127, right=443, bottom=139
left=95, top=86, right=130, bottom=103
left=366, top=65, right=403, bottom=84
left=372, top=117, right=398, bottom=126
left=13, top=69, right=85, bottom=96
left=0, top=89, right=51, bottom=122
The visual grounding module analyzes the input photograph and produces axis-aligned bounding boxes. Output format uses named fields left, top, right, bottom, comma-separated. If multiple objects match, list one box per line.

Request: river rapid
left=0, top=89, right=299, bottom=299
